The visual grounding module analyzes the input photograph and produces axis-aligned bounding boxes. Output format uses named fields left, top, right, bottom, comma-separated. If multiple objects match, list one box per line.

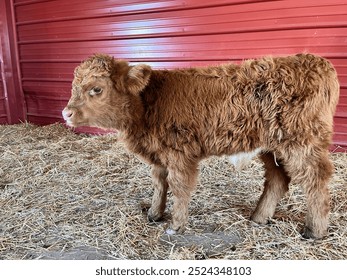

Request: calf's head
left=62, top=54, right=151, bottom=130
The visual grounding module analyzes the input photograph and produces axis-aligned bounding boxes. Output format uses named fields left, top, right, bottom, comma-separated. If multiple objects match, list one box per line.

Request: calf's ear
left=127, top=64, right=152, bottom=95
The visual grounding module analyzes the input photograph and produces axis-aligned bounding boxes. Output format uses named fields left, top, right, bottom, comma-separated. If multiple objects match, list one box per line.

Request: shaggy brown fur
left=63, top=53, right=339, bottom=239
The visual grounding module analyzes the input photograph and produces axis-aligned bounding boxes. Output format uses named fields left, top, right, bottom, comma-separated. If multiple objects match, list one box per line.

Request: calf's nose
left=62, top=108, right=73, bottom=121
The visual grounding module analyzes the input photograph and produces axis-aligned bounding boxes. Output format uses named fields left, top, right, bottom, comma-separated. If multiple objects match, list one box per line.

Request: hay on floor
left=0, top=123, right=346, bottom=260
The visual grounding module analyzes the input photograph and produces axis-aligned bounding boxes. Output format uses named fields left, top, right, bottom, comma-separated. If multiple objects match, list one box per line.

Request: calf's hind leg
left=148, top=165, right=169, bottom=222
left=285, top=150, right=332, bottom=239
left=251, top=152, right=291, bottom=224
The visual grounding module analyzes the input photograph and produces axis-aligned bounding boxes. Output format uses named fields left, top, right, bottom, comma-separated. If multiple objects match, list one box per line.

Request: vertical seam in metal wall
left=0, top=39, right=11, bottom=123
left=10, top=0, right=27, bottom=122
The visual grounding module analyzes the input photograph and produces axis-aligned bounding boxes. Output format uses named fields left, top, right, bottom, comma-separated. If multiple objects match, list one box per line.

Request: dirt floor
left=0, top=123, right=346, bottom=260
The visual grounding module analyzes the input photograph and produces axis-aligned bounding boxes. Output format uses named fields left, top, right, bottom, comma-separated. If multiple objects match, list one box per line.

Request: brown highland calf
left=63, top=53, right=339, bottom=239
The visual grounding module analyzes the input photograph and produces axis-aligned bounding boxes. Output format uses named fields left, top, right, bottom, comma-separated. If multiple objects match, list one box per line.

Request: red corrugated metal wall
left=1, top=0, right=25, bottom=124
left=6, top=0, right=347, bottom=149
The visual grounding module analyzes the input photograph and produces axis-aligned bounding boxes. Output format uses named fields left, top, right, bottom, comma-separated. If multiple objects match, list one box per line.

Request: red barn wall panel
left=0, top=0, right=25, bottom=124
left=9, top=0, right=347, bottom=149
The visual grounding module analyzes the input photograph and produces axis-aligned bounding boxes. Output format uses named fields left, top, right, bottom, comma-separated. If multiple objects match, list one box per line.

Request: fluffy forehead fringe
left=74, top=54, right=114, bottom=78
left=73, top=54, right=130, bottom=84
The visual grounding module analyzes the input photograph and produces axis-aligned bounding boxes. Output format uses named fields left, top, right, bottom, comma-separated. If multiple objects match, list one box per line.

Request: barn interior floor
left=0, top=123, right=346, bottom=260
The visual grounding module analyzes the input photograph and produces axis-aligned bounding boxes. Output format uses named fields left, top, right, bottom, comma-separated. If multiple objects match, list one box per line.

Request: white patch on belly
left=228, top=148, right=262, bottom=170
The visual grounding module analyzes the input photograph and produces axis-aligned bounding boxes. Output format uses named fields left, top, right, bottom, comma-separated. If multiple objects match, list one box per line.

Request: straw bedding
left=0, top=123, right=346, bottom=260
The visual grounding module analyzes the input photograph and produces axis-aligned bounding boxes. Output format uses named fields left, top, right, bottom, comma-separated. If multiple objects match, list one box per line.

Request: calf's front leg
left=148, top=165, right=169, bottom=222
left=165, top=163, right=198, bottom=234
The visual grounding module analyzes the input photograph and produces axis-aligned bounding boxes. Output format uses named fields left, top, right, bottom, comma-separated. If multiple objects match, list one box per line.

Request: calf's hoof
left=301, top=226, right=326, bottom=240
left=147, top=208, right=163, bottom=222
left=165, top=223, right=185, bottom=235
left=250, top=213, right=268, bottom=225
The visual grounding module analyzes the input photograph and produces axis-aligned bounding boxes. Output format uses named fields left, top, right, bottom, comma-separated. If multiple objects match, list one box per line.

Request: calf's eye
left=89, top=87, right=103, bottom=96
